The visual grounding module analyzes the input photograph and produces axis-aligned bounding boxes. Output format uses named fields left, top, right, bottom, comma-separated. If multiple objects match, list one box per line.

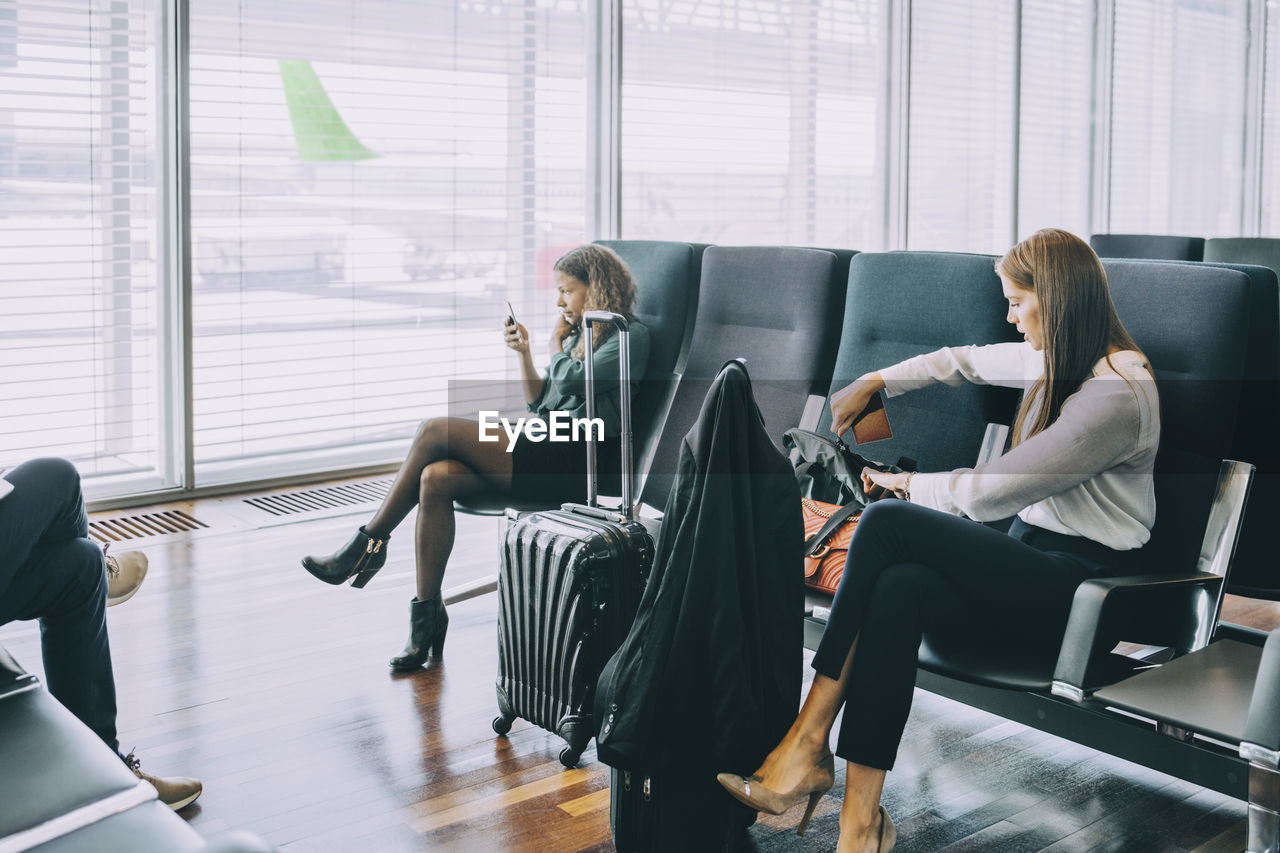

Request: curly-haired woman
left=302, top=244, right=650, bottom=671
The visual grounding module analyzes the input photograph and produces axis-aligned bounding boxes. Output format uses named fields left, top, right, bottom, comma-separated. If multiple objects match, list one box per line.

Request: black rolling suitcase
left=491, top=310, right=655, bottom=767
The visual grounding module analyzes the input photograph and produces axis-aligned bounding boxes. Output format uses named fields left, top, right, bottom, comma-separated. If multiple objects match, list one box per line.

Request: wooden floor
left=1, top=482, right=1274, bottom=852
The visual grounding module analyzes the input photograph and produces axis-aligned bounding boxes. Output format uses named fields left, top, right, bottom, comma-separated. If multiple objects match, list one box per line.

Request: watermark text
left=478, top=411, right=604, bottom=451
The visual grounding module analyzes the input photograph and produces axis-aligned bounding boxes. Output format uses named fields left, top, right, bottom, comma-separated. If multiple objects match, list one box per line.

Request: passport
left=851, top=392, right=892, bottom=444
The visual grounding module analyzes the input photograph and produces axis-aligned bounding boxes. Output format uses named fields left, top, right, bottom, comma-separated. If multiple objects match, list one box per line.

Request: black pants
left=0, top=458, right=119, bottom=754
left=811, top=500, right=1132, bottom=771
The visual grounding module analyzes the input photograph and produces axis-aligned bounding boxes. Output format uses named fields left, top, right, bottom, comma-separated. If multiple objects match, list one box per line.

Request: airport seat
left=809, top=250, right=1022, bottom=470
left=1090, top=233, right=1205, bottom=261
left=0, top=647, right=274, bottom=853
left=454, top=240, right=704, bottom=516
left=1090, top=627, right=1280, bottom=853
left=638, top=246, right=850, bottom=512
left=594, top=240, right=706, bottom=501
left=1197, top=243, right=1280, bottom=603
left=1204, top=237, right=1280, bottom=271
left=802, top=258, right=1277, bottom=847
left=912, top=260, right=1252, bottom=690
left=1130, top=258, right=1280, bottom=601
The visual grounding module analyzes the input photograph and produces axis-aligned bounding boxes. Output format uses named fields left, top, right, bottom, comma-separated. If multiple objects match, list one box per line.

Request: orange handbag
left=801, top=498, right=860, bottom=595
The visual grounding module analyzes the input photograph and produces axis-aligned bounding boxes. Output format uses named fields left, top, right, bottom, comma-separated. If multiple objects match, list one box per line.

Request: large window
left=905, top=0, right=1015, bottom=253
left=0, top=0, right=167, bottom=497
left=1261, top=0, right=1280, bottom=235
left=1, top=0, right=1273, bottom=503
left=1107, top=0, right=1247, bottom=236
left=187, top=0, right=590, bottom=484
left=1017, top=0, right=1092, bottom=239
left=619, top=1, right=883, bottom=249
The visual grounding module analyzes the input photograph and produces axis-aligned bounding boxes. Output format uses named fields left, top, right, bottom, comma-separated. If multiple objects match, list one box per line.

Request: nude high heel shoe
left=715, top=752, right=835, bottom=836
left=877, top=805, right=897, bottom=851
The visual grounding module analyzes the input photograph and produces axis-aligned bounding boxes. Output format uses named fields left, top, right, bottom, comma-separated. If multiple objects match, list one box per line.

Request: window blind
left=1108, top=0, right=1246, bottom=235
left=618, top=1, right=883, bottom=249
left=905, top=0, right=1015, bottom=253
left=1261, top=0, right=1280, bottom=235
left=1017, top=0, right=1091, bottom=239
left=188, top=0, right=590, bottom=484
left=0, top=0, right=165, bottom=494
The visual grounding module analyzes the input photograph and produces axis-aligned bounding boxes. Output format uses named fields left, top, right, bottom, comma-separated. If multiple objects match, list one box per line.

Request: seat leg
left=1248, top=761, right=1280, bottom=853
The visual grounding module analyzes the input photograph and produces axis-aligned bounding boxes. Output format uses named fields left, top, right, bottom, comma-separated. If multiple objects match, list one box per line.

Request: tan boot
left=124, top=751, right=202, bottom=810
left=104, top=545, right=149, bottom=607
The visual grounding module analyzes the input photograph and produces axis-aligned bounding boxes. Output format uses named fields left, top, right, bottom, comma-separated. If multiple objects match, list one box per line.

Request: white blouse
left=879, top=342, right=1160, bottom=550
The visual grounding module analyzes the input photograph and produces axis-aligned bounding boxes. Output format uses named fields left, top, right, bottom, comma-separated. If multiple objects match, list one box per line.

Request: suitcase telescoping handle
left=582, top=310, right=634, bottom=519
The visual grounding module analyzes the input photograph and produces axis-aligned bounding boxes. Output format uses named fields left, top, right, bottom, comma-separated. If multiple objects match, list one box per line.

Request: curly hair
left=552, top=244, right=638, bottom=361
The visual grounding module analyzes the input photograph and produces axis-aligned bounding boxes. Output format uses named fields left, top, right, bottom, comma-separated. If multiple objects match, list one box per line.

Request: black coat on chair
left=594, top=360, right=803, bottom=847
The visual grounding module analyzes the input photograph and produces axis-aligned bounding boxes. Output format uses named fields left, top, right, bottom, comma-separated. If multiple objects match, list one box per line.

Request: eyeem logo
left=478, top=411, right=605, bottom=452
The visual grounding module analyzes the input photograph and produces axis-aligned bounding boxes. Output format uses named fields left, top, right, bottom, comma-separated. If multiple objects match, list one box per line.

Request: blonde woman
left=718, top=229, right=1159, bottom=852
left=302, top=244, right=650, bottom=671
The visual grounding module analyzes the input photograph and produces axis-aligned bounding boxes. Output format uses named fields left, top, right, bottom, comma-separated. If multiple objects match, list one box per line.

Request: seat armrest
left=977, top=422, right=1010, bottom=465
left=1051, top=571, right=1224, bottom=701
left=1243, top=629, right=1280, bottom=759
left=798, top=394, right=827, bottom=431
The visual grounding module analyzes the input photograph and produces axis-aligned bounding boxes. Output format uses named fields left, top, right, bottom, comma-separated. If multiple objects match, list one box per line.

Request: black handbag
left=782, top=428, right=916, bottom=506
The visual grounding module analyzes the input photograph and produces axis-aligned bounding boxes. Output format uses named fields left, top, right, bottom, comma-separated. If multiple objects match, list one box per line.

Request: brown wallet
left=851, top=392, right=892, bottom=444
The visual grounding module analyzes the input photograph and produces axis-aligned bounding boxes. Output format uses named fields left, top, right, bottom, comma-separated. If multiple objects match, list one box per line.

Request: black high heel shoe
left=389, top=596, right=449, bottom=672
left=301, top=526, right=388, bottom=588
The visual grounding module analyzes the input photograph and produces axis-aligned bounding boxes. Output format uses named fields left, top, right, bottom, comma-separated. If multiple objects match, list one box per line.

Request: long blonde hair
left=997, top=228, right=1146, bottom=446
left=553, top=244, right=638, bottom=361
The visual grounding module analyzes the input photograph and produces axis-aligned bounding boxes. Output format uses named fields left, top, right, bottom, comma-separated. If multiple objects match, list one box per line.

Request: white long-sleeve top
left=879, top=342, right=1160, bottom=550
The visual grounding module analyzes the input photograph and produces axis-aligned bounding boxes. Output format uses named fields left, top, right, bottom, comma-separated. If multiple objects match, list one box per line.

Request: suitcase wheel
left=558, top=746, right=581, bottom=768
left=492, top=714, right=515, bottom=736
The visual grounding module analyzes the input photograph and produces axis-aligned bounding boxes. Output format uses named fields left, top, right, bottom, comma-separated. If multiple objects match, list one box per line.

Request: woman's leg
left=754, top=501, right=1095, bottom=842
left=366, top=417, right=511, bottom=539
left=752, top=637, right=858, bottom=793
left=409, top=420, right=515, bottom=601
left=833, top=563, right=973, bottom=852
left=838, top=763, right=887, bottom=853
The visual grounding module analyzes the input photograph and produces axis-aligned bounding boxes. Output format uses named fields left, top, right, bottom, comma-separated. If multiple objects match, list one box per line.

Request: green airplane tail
left=278, top=59, right=379, bottom=162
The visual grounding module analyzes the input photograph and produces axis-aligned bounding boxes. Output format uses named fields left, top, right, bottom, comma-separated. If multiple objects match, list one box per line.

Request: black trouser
left=811, top=500, right=1132, bottom=771
left=0, top=458, right=119, bottom=753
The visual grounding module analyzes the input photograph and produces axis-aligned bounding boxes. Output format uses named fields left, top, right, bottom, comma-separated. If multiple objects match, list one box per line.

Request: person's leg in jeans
left=0, top=457, right=202, bottom=809
left=0, top=539, right=119, bottom=751
left=0, top=455, right=117, bottom=747
left=748, top=500, right=1095, bottom=851
left=0, top=458, right=117, bottom=750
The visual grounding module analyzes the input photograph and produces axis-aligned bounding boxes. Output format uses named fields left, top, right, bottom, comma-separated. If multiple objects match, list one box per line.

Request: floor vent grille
left=89, top=510, right=210, bottom=543
left=243, top=479, right=393, bottom=517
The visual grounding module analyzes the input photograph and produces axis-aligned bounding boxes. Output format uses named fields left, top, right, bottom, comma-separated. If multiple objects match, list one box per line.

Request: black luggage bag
left=609, top=767, right=750, bottom=853
left=597, top=360, right=803, bottom=852
left=491, top=310, right=655, bottom=767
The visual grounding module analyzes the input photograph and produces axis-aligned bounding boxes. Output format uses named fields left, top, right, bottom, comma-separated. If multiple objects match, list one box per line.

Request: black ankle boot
left=301, top=526, right=388, bottom=588
left=389, top=597, right=449, bottom=672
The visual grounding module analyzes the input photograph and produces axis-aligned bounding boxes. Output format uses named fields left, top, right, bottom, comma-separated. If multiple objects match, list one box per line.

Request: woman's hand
left=861, top=466, right=910, bottom=500
left=550, top=314, right=576, bottom=354
left=830, top=373, right=886, bottom=437
left=504, top=320, right=530, bottom=354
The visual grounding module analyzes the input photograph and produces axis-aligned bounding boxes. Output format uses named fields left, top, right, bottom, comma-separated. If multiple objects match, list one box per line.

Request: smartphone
left=504, top=300, right=517, bottom=327
left=851, top=391, right=892, bottom=445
